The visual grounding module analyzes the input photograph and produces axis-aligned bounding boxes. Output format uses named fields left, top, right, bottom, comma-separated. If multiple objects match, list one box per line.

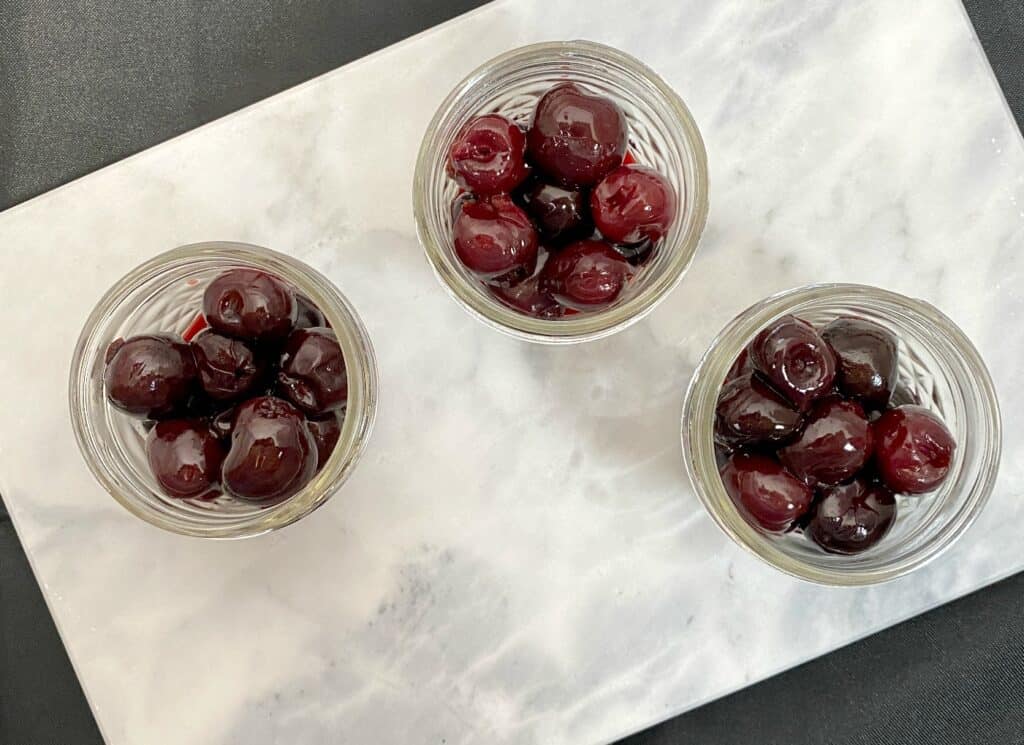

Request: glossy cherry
left=715, top=373, right=804, bottom=448
left=590, top=165, right=676, bottom=244
left=307, top=413, right=343, bottom=473
left=720, top=452, right=814, bottom=533
left=191, top=330, right=265, bottom=401
left=203, top=268, right=296, bottom=342
left=104, top=334, right=197, bottom=417
left=517, top=178, right=593, bottom=244
left=809, top=476, right=897, bottom=554
left=526, top=82, right=627, bottom=187
left=277, top=327, right=348, bottom=416
left=538, top=239, right=631, bottom=309
left=295, top=294, right=327, bottom=329
left=222, top=396, right=318, bottom=503
left=821, top=317, right=898, bottom=408
left=146, top=419, right=226, bottom=499
left=873, top=405, right=956, bottom=494
left=447, top=114, right=530, bottom=196
left=490, top=274, right=564, bottom=319
left=750, top=315, right=836, bottom=409
left=779, top=398, right=873, bottom=486
left=453, top=194, right=538, bottom=286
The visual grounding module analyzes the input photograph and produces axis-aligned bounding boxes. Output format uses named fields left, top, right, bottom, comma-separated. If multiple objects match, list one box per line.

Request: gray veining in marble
left=1, top=0, right=1022, bottom=743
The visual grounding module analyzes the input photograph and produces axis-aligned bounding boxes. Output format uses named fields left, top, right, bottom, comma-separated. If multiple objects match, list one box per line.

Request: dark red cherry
left=750, top=315, right=837, bottom=409
left=104, top=334, right=197, bottom=417
left=526, top=82, right=627, bottom=187
left=490, top=274, right=564, bottom=319
left=203, top=268, right=296, bottom=342
left=779, top=398, right=873, bottom=486
left=538, top=239, right=631, bottom=309
left=295, top=294, right=327, bottom=329
left=146, top=419, right=226, bottom=499
left=277, top=327, right=348, bottom=416
left=447, top=114, right=529, bottom=196
left=222, top=396, right=317, bottom=503
left=104, top=337, right=126, bottom=364
left=715, top=374, right=804, bottom=448
left=809, top=477, right=897, bottom=554
left=873, top=406, right=955, bottom=494
left=821, top=317, right=898, bottom=409
left=720, top=453, right=813, bottom=533
left=191, top=330, right=265, bottom=401
left=453, top=194, right=538, bottom=286
left=517, top=179, right=593, bottom=244
left=307, top=413, right=343, bottom=473
left=590, top=165, right=677, bottom=244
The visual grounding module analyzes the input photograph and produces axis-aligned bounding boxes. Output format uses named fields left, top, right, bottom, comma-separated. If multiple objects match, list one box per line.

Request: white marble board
left=1, top=0, right=1022, bottom=743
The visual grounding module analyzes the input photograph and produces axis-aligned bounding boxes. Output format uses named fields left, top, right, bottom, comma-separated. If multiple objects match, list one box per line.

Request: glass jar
left=69, top=242, right=378, bottom=538
left=413, top=40, right=709, bottom=344
left=681, top=284, right=1001, bottom=585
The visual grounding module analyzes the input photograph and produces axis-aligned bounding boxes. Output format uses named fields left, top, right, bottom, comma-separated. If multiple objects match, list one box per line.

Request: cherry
left=750, top=315, right=836, bottom=409
left=821, top=317, right=898, bottom=408
left=516, top=178, right=593, bottom=244
left=307, top=413, right=343, bottom=473
left=447, top=114, right=529, bottom=196
left=715, top=373, right=803, bottom=448
left=538, top=239, right=631, bottom=309
left=295, top=294, right=327, bottom=329
left=809, top=477, right=897, bottom=554
left=453, top=194, right=538, bottom=286
left=222, top=396, right=317, bottom=503
left=873, top=406, right=956, bottom=494
left=146, top=419, right=226, bottom=499
left=203, top=268, right=296, bottom=342
left=779, top=398, right=873, bottom=486
left=526, top=82, right=627, bottom=187
left=104, top=334, right=197, bottom=417
left=720, top=452, right=813, bottom=533
left=277, top=327, right=348, bottom=416
left=590, top=165, right=676, bottom=244
left=491, top=274, right=564, bottom=319
left=191, top=330, right=265, bottom=401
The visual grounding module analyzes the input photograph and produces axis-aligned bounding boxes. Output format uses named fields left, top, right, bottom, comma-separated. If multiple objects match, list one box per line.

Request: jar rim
left=413, top=40, right=710, bottom=344
left=681, top=283, right=1002, bottom=585
left=68, top=241, right=378, bottom=538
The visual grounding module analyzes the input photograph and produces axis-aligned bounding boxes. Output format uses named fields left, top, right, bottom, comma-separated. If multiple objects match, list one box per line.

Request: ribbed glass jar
left=69, top=242, right=378, bottom=538
left=414, top=40, right=709, bottom=344
left=682, top=284, right=1001, bottom=585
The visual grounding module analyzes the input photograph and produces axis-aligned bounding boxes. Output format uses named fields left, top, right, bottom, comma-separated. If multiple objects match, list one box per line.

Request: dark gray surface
left=0, top=1, right=1022, bottom=744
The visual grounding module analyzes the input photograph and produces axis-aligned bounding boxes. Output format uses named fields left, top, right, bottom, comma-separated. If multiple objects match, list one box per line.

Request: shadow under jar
left=69, top=242, right=378, bottom=539
left=414, top=40, right=709, bottom=344
left=681, top=284, right=1001, bottom=586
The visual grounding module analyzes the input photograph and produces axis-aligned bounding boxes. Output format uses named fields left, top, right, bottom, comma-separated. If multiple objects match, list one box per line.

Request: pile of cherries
left=103, top=269, right=347, bottom=505
left=715, top=315, right=957, bottom=555
left=446, top=81, right=677, bottom=318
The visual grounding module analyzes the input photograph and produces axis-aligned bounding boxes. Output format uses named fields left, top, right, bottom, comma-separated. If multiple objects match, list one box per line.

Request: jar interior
left=71, top=246, right=376, bottom=537
left=416, top=42, right=708, bottom=341
left=685, top=286, right=1000, bottom=584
